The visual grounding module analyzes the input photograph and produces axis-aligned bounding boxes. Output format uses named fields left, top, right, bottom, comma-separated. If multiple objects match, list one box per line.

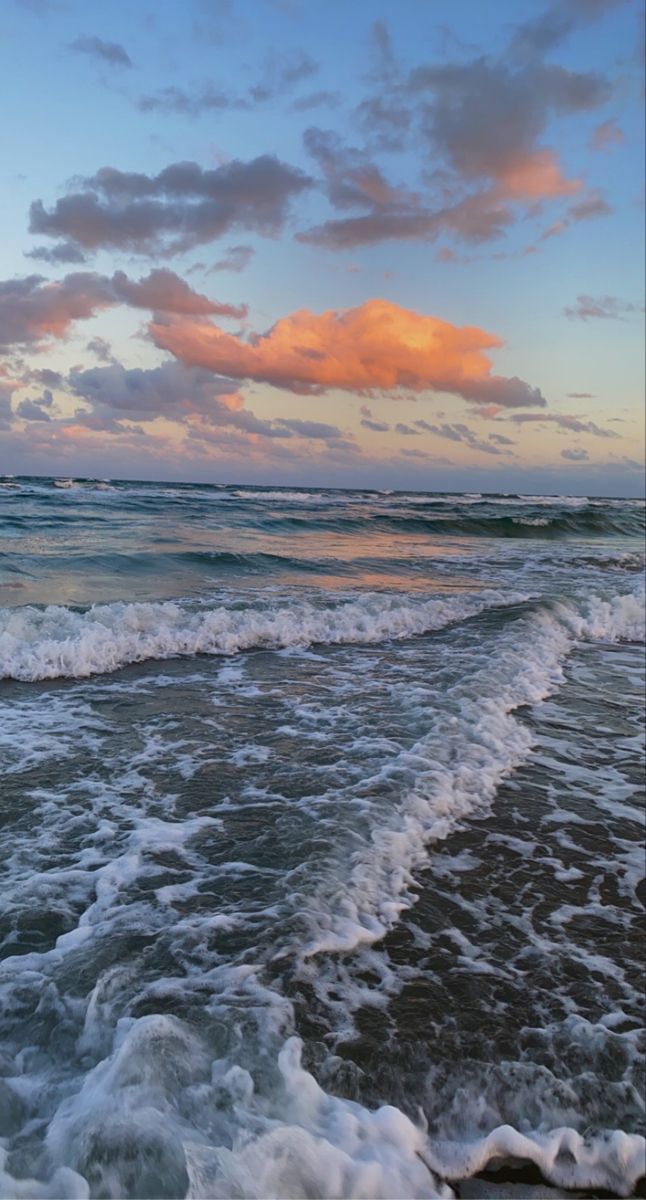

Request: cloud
left=400, top=447, right=454, bottom=464
left=406, top=58, right=605, bottom=185
left=371, top=20, right=396, bottom=76
left=26, top=241, right=88, bottom=265
left=67, top=361, right=238, bottom=422
left=488, top=431, right=516, bottom=445
left=302, top=127, right=421, bottom=214
left=537, top=187, right=613, bottom=243
left=564, top=294, right=644, bottom=321
left=274, top=417, right=346, bottom=440
left=0, top=269, right=245, bottom=351
left=510, top=0, right=625, bottom=59
left=138, top=50, right=318, bottom=115
left=150, top=298, right=546, bottom=409
left=249, top=50, right=318, bottom=103
left=419, top=421, right=506, bottom=455
left=209, top=244, right=254, bottom=273
left=69, top=36, right=132, bottom=69
left=110, top=268, right=247, bottom=318
left=361, top=417, right=390, bottom=431
left=290, top=91, right=341, bottom=112
left=561, top=446, right=590, bottom=460
left=15, top=389, right=54, bottom=421
left=29, top=156, right=312, bottom=258
left=66, top=362, right=296, bottom=442
left=0, top=388, right=15, bottom=430
left=28, top=367, right=64, bottom=387
left=297, top=128, right=520, bottom=249
left=394, top=422, right=419, bottom=435
left=509, top=413, right=619, bottom=437
left=62, top=362, right=353, bottom=448
left=567, top=391, right=595, bottom=398
left=590, top=118, right=624, bottom=151
left=0, top=273, right=113, bottom=350
left=86, top=336, right=115, bottom=363
left=318, top=4, right=614, bottom=252
left=137, top=85, right=235, bottom=116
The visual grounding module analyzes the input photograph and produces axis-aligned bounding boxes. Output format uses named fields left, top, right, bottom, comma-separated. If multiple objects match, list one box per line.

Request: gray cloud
left=564, top=294, right=644, bottom=321
left=290, top=90, right=341, bottom=112
left=138, top=85, right=234, bottom=117
left=361, top=417, right=390, bottom=432
left=460, top=375, right=546, bottom=409
left=0, top=387, right=14, bottom=430
left=138, top=50, right=318, bottom=116
left=15, top=390, right=54, bottom=421
left=394, top=422, right=419, bottom=435
left=0, top=269, right=246, bottom=351
left=209, top=244, right=254, bottom=273
left=511, top=0, right=625, bottom=59
left=561, top=446, right=590, bottom=460
left=26, top=241, right=88, bottom=265
left=29, top=156, right=312, bottom=258
left=422, top=421, right=505, bottom=455
left=29, top=368, right=64, bottom=387
left=510, top=413, right=620, bottom=436
left=86, top=336, right=115, bottom=363
left=275, top=417, right=346, bottom=440
left=69, top=36, right=132, bottom=69
left=64, top=361, right=350, bottom=446
left=407, top=60, right=608, bottom=182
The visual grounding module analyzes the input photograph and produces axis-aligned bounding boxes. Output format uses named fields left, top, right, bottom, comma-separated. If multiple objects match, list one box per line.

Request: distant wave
left=370, top=508, right=646, bottom=538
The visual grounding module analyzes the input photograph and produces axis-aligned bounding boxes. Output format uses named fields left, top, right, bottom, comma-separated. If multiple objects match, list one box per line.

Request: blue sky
left=0, top=0, right=643, bottom=493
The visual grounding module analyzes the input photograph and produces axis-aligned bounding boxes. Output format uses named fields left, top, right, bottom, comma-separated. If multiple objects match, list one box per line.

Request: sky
left=0, top=0, right=644, bottom=494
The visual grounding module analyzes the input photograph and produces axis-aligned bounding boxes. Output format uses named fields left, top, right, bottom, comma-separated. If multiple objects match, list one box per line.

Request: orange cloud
left=498, top=148, right=581, bottom=199
left=150, top=298, right=545, bottom=407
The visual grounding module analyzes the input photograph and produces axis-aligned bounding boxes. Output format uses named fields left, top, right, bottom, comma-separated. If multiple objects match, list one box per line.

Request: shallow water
left=0, top=477, right=644, bottom=1198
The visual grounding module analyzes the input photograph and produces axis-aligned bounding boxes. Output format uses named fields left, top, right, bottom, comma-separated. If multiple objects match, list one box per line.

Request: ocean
left=0, top=476, right=644, bottom=1200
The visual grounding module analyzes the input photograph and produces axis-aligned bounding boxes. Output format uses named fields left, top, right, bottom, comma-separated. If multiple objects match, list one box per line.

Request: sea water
left=0, top=478, right=644, bottom=1198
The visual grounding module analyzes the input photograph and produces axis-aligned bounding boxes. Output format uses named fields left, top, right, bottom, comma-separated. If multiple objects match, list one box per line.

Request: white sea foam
left=232, top=489, right=326, bottom=502
left=568, top=583, right=646, bottom=643
left=296, top=581, right=645, bottom=961
left=19, top=1028, right=643, bottom=1199
left=0, top=589, right=529, bottom=681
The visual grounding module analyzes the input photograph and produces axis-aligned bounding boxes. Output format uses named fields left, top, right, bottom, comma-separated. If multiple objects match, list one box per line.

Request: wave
left=0, top=589, right=529, bottom=682
left=372, top=508, right=646, bottom=538
left=1, top=582, right=643, bottom=684
left=295, top=582, right=644, bottom=963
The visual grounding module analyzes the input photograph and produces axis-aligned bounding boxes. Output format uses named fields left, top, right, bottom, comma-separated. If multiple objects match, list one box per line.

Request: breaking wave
left=0, top=589, right=529, bottom=682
